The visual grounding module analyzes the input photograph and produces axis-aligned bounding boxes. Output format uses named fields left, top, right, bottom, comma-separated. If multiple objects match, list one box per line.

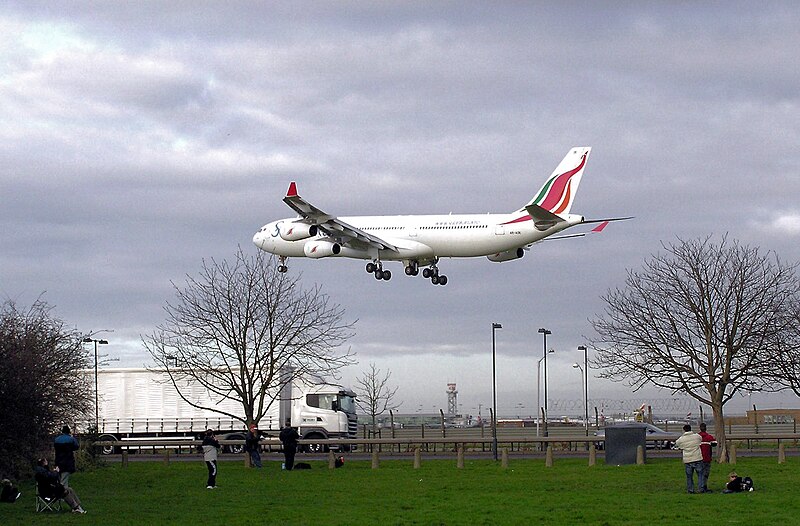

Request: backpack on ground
left=741, top=477, right=754, bottom=492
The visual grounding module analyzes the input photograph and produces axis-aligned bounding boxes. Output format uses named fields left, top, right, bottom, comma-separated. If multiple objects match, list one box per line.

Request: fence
left=95, top=432, right=800, bottom=468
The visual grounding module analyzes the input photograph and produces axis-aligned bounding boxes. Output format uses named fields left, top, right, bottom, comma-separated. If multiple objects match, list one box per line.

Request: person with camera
left=34, top=458, right=86, bottom=513
left=279, top=419, right=300, bottom=470
left=202, top=429, right=221, bottom=489
left=245, top=423, right=262, bottom=468
left=54, top=425, right=80, bottom=488
left=698, top=422, right=717, bottom=492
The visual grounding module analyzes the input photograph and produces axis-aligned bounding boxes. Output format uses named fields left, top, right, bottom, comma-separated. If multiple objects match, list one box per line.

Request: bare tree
left=143, top=248, right=356, bottom=427
left=590, top=236, right=800, bottom=462
left=355, top=362, right=401, bottom=432
left=0, top=298, right=91, bottom=478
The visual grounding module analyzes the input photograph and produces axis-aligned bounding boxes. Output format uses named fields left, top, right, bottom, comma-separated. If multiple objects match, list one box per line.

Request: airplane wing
left=283, top=182, right=398, bottom=251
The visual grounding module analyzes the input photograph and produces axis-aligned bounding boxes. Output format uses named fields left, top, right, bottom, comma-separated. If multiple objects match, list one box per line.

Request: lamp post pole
left=538, top=328, right=551, bottom=437
left=536, top=355, right=545, bottom=437
left=578, top=345, right=589, bottom=436
left=83, top=337, right=109, bottom=431
left=491, top=322, right=502, bottom=461
left=572, top=363, right=586, bottom=437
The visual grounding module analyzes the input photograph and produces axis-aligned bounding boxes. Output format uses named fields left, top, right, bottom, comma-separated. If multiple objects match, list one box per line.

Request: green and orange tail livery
left=522, top=147, right=590, bottom=216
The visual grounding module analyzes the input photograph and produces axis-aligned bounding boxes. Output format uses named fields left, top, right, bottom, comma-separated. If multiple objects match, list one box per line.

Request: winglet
left=591, top=221, right=609, bottom=233
left=286, top=181, right=298, bottom=198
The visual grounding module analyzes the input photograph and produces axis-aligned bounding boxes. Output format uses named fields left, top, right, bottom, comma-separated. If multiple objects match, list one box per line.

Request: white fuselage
left=253, top=212, right=584, bottom=263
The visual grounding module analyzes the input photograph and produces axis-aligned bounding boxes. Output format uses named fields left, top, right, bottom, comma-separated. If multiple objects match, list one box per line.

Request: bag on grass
left=741, top=477, right=754, bottom=492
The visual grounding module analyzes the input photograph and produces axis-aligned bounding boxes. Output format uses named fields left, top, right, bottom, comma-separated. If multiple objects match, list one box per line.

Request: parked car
left=594, top=422, right=676, bottom=450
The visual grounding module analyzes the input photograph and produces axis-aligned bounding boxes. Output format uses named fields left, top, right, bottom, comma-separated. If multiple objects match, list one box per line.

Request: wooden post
left=244, top=451, right=251, bottom=468
left=162, top=449, right=170, bottom=465
left=371, top=449, right=379, bottom=469
left=729, top=442, right=737, bottom=464
left=328, top=451, right=336, bottom=469
left=778, top=442, right=786, bottom=464
left=501, top=447, right=509, bottom=468
left=457, top=444, right=464, bottom=469
left=545, top=445, right=553, bottom=468
left=122, top=450, right=129, bottom=468
left=636, top=445, right=644, bottom=465
left=413, top=447, right=421, bottom=469
left=588, top=443, right=596, bottom=466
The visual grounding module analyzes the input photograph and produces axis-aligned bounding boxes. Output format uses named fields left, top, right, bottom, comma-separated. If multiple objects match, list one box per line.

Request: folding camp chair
left=35, top=484, right=62, bottom=512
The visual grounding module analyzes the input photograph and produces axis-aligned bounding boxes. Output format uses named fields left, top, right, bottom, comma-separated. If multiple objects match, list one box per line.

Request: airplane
left=252, top=147, right=631, bottom=285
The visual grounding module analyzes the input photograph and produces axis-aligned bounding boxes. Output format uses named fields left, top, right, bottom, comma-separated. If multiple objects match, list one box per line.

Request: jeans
left=684, top=460, right=704, bottom=493
left=205, top=460, right=217, bottom=487
left=701, top=461, right=711, bottom=490
left=249, top=449, right=262, bottom=468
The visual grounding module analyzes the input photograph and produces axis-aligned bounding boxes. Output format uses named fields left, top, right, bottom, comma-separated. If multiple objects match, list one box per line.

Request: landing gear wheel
left=405, top=266, right=414, bottom=276
left=438, top=275, right=448, bottom=285
left=431, top=275, right=439, bottom=285
left=278, top=265, right=288, bottom=273
left=366, top=262, right=376, bottom=273
left=422, top=268, right=432, bottom=278
left=382, top=270, right=392, bottom=280
left=374, top=269, right=383, bottom=280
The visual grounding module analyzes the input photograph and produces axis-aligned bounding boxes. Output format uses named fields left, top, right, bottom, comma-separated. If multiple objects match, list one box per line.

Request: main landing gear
left=366, top=262, right=391, bottom=281
left=422, top=264, right=447, bottom=286
left=367, top=260, right=447, bottom=285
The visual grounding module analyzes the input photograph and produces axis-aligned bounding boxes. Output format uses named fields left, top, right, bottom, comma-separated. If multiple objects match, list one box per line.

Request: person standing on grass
left=675, top=424, right=705, bottom=494
left=54, top=425, right=80, bottom=488
left=245, top=423, right=262, bottom=468
left=202, top=429, right=221, bottom=489
left=698, top=422, right=717, bottom=492
left=279, top=419, right=300, bottom=471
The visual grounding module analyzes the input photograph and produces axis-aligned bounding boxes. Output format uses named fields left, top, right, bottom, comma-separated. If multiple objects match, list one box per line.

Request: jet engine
left=487, top=248, right=524, bottom=263
left=303, top=240, right=341, bottom=259
left=279, top=222, right=318, bottom=241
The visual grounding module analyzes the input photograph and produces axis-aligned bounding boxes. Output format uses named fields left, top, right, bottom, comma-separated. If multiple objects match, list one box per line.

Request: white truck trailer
left=89, top=368, right=357, bottom=454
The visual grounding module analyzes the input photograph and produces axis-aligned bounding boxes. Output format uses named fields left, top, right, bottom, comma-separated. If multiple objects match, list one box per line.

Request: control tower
left=446, top=383, right=458, bottom=416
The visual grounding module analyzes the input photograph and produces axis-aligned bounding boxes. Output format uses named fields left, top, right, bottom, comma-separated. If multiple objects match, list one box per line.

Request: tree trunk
left=711, top=402, right=728, bottom=463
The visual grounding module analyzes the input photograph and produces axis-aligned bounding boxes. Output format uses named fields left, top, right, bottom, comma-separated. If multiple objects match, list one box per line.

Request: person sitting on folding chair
left=34, top=458, right=86, bottom=514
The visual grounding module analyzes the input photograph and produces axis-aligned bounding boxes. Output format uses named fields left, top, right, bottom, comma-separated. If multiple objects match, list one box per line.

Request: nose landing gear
left=277, top=256, right=289, bottom=273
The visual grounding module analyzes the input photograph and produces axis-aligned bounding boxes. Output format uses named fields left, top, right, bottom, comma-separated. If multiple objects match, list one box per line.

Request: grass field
left=1, top=456, right=793, bottom=525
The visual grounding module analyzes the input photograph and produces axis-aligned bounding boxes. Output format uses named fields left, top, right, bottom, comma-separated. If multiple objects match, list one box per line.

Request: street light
left=538, top=328, right=552, bottom=436
left=83, top=337, right=109, bottom=431
left=491, top=322, right=502, bottom=461
left=577, top=345, right=589, bottom=436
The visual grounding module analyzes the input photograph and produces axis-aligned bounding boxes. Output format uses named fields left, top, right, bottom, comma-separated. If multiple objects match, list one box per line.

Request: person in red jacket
left=698, top=422, right=717, bottom=493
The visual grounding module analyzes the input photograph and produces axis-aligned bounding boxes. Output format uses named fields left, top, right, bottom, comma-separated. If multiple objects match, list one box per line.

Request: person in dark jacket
left=202, top=429, right=221, bottom=488
left=34, top=458, right=86, bottom=513
left=245, top=423, right=262, bottom=468
left=279, top=419, right=300, bottom=470
left=1, top=479, right=21, bottom=503
left=54, top=425, right=80, bottom=488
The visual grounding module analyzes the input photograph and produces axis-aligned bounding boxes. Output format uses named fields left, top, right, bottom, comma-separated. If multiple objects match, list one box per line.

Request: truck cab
left=292, top=384, right=358, bottom=452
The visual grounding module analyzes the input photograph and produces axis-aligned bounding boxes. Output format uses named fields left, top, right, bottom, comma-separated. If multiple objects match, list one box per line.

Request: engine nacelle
left=279, top=222, right=318, bottom=241
left=304, top=240, right=341, bottom=259
left=487, top=247, right=524, bottom=263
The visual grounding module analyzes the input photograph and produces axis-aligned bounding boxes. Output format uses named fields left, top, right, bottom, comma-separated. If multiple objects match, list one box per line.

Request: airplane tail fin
left=519, top=147, right=591, bottom=216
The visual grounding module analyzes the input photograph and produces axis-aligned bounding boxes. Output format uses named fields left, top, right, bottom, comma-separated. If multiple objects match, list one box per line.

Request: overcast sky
left=2, top=2, right=799, bottom=419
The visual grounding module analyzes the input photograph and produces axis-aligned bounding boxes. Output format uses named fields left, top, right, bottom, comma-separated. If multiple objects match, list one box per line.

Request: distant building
left=724, top=408, right=799, bottom=426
